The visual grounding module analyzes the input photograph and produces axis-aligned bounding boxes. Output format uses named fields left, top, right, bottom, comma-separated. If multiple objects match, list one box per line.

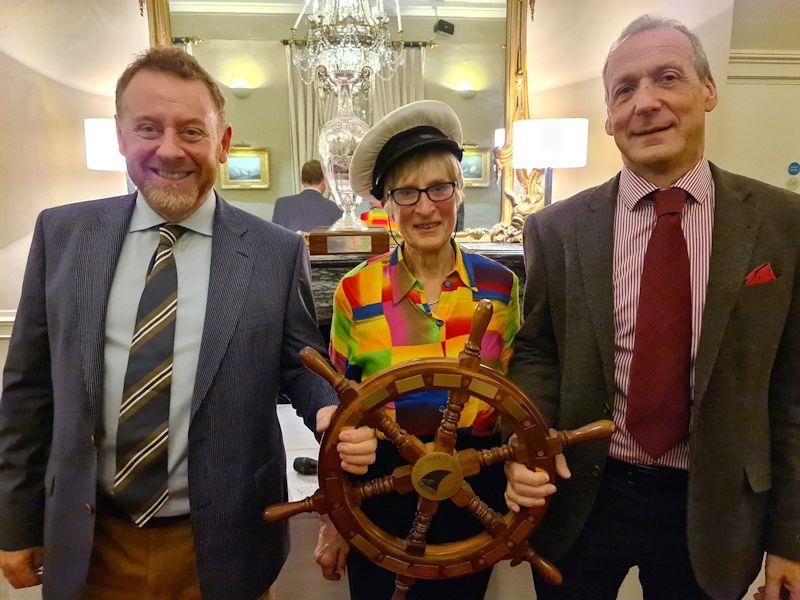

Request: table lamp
left=512, top=118, right=588, bottom=206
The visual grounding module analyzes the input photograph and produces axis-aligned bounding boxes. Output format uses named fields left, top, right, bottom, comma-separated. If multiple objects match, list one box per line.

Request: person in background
left=312, top=100, right=537, bottom=599
left=506, top=14, right=800, bottom=600
left=272, top=159, right=342, bottom=232
left=0, top=47, right=350, bottom=600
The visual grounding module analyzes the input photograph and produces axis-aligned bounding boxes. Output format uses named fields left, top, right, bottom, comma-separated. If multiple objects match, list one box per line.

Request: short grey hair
left=602, top=14, right=712, bottom=101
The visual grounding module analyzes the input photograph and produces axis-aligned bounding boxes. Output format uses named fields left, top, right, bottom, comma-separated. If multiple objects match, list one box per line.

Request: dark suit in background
left=272, top=188, right=341, bottom=232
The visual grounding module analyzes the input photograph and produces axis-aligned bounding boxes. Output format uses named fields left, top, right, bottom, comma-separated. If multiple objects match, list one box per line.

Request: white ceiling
left=0, top=0, right=150, bottom=97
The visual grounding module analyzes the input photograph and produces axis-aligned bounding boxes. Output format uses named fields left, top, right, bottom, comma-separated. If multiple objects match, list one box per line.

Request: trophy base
left=308, top=228, right=391, bottom=256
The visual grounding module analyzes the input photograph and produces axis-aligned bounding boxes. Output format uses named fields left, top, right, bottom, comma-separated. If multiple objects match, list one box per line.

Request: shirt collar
left=389, top=241, right=475, bottom=305
left=618, top=158, right=712, bottom=211
left=129, top=188, right=216, bottom=236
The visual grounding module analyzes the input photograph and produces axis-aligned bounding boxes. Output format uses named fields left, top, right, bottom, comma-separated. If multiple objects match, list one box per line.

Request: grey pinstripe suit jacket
left=0, top=192, right=338, bottom=599
left=509, top=164, right=800, bottom=599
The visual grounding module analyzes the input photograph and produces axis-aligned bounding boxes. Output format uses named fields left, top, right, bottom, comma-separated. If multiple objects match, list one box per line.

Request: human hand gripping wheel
left=264, top=300, right=614, bottom=599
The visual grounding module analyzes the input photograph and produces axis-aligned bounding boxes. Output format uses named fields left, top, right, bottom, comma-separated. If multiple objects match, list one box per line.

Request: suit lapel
left=76, top=194, right=136, bottom=432
left=576, top=177, right=619, bottom=399
left=692, top=165, right=761, bottom=409
left=190, top=195, right=253, bottom=422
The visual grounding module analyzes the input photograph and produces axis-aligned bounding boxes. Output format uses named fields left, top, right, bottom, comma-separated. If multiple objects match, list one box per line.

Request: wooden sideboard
left=309, top=243, right=526, bottom=328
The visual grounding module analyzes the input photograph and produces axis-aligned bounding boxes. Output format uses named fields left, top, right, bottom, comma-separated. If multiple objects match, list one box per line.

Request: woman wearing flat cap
left=316, top=100, right=540, bottom=599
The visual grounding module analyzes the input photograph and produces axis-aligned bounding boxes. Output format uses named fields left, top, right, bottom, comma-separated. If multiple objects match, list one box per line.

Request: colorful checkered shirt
left=330, top=242, right=520, bottom=437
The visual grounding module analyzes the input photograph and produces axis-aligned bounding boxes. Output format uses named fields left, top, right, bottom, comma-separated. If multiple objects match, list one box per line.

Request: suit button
left=590, top=464, right=602, bottom=478
left=85, top=503, right=95, bottom=515
left=90, top=434, right=96, bottom=446
left=436, top=319, right=444, bottom=327
left=602, top=403, right=612, bottom=416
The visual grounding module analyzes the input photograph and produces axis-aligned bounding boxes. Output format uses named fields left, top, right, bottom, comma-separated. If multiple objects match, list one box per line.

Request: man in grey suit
left=0, top=47, right=351, bottom=599
left=505, top=15, right=799, bottom=600
left=272, top=159, right=342, bottom=232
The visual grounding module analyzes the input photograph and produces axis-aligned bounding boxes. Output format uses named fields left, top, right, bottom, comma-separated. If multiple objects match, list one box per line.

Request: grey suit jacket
left=0, top=193, right=338, bottom=599
left=272, top=188, right=342, bottom=232
left=508, top=164, right=800, bottom=599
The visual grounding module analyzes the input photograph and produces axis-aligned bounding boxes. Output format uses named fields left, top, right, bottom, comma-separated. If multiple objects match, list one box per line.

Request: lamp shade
left=84, top=118, right=126, bottom=171
left=512, top=118, right=588, bottom=169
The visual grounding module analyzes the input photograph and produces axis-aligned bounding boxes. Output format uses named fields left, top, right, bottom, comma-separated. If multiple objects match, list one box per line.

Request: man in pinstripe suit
left=505, top=15, right=799, bottom=600
left=0, top=47, right=352, bottom=599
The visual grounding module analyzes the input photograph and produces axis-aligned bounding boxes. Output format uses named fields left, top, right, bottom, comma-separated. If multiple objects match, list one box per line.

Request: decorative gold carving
left=142, top=0, right=172, bottom=47
left=491, top=0, right=542, bottom=243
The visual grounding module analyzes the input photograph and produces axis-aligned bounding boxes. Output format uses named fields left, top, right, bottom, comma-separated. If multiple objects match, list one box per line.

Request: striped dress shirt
left=610, top=159, right=715, bottom=469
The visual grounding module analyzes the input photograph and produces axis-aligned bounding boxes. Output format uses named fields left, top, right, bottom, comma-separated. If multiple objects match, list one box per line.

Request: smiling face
left=604, top=27, right=718, bottom=186
left=384, top=152, right=461, bottom=260
left=116, top=69, right=232, bottom=222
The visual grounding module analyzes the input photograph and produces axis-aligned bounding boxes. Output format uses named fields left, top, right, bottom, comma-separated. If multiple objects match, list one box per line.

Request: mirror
left=142, top=0, right=533, bottom=237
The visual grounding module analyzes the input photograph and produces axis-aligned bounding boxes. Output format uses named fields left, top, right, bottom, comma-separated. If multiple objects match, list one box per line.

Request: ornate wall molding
left=728, top=49, right=800, bottom=85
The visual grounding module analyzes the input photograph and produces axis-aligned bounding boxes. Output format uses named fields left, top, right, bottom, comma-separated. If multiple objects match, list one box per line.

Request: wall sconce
left=84, top=118, right=126, bottom=172
left=513, top=118, right=588, bottom=206
left=455, top=81, right=477, bottom=100
left=231, top=78, right=252, bottom=99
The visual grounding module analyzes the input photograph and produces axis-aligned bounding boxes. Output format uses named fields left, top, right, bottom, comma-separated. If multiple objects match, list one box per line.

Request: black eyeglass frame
left=387, top=181, right=458, bottom=206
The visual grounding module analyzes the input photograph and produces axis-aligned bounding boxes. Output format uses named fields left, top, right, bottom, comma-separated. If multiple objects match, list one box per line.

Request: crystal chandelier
left=289, top=0, right=405, bottom=95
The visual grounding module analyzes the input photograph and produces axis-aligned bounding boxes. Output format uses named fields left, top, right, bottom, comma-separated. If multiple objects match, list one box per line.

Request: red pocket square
left=744, top=263, right=777, bottom=286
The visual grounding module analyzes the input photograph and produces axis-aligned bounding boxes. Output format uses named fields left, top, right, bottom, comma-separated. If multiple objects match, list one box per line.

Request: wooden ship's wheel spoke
left=433, top=300, right=492, bottom=456
left=263, top=300, right=615, bottom=597
left=450, top=484, right=505, bottom=535
left=362, top=409, right=428, bottom=464
left=350, top=466, right=414, bottom=504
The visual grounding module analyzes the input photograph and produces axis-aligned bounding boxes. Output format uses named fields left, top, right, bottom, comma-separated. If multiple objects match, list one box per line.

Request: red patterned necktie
left=626, top=187, right=691, bottom=459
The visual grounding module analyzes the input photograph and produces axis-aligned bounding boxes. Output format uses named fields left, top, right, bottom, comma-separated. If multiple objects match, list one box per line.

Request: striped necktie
left=113, top=224, right=184, bottom=526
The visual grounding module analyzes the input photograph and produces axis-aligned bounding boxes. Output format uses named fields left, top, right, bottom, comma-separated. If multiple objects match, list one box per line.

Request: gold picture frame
left=460, top=148, right=491, bottom=188
left=221, top=147, right=270, bottom=189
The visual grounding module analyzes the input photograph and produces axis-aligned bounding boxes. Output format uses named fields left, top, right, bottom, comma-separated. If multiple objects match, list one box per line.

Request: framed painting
left=460, top=149, right=490, bottom=187
left=221, top=147, right=270, bottom=189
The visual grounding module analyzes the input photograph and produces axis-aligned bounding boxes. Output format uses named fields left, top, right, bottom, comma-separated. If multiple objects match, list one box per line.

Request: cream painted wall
left=713, top=67, right=800, bottom=191
left=0, top=52, right=128, bottom=309
left=524, top=0, right=736, bottom=203
left=0, top=0, right=149, bottom=311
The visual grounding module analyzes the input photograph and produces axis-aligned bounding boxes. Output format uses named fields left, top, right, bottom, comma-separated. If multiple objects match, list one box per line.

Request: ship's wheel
left=265, top=300, right=613, bottom=598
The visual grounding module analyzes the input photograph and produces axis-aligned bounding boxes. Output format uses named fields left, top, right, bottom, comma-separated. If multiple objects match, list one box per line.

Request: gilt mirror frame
left=139, top=0, right=540, bottom=239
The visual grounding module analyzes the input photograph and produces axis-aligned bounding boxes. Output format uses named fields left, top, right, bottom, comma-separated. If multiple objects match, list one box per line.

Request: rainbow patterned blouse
left=330, top=242, right=520, bottom=438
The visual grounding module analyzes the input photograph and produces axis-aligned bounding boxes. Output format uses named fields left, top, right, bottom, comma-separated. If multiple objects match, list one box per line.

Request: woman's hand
left=314, top=515, right=350, bottom=581
left=316, top=407, right=377, bottom=475
left=504, top=431, right=571, bottom=512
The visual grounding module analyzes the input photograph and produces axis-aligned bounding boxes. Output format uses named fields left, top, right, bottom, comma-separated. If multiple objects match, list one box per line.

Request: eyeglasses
left=388, top=182, right=457, bottom=206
